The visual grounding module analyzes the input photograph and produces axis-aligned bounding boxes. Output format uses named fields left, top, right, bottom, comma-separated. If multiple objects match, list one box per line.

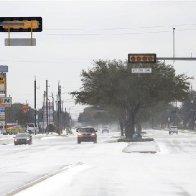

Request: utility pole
left=4, top=72, right=7, bottom=132
left=43, top=91, right=46, bottom=133
left=52, top=93, right=54, bottom=125
left=46, top=80, right=49, bottom=132
left=57, top=83, right=61, bottom=135
left=34, top=77, right=37, bottom=134
left=173, top=27, right=175, bottom=62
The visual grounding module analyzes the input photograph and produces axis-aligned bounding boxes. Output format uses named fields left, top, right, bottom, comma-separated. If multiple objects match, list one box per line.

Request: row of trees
left=6, top=103, right=71, bottom=131
left=179, top=90, right=196, bottom=130
left=72, top=60, right=190, bottom=138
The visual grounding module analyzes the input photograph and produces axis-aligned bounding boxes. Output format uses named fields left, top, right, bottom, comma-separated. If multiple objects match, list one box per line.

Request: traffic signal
left=128, top=53, right=156, bottom=63
left=0, top=17, right=42, bottom=32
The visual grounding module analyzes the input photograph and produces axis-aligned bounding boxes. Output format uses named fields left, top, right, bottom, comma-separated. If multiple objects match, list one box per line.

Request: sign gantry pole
left=8, top=27, right=10, bottom=47
left=31, top=21, right=33, bottom=46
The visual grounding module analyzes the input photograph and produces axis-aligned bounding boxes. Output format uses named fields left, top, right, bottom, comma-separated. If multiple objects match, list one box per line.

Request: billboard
left=0, top=66, right=8, bottom=73
left=0, top=17, right=42, bottom=32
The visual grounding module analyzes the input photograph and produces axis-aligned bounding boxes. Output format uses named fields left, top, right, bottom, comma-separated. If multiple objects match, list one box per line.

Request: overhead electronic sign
left=128, top=53, right=156, bottom=63
left=0, top=17, right=42, bottom=32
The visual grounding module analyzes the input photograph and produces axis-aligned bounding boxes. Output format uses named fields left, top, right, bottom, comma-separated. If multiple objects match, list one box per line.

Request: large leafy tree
left=78, top=106, right=117, bottom=125
left=72, top=60, right=190, bottom=138
left=180, top=90, right=196, bottom=129
left=6, top=103, right=34, bottom=126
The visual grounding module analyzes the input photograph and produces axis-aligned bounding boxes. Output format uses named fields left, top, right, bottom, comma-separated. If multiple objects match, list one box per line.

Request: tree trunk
left=125, top=110, right=135, bottom=139
left=119, top=119, right=124, bottom=136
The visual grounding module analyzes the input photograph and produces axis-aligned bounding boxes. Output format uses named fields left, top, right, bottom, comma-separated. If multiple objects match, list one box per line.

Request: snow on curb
left=40, top=136, right=64, bottom=140
left=36, top=133, right=68, bottom=140
left=122, top=141, right=160, bottom=153
left=12, top=162, right=91, bottom=196
left=0, top=135, right=13, bottom=145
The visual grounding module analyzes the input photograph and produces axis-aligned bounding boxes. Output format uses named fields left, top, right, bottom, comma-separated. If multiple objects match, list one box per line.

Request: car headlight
left=91, top=133, right=96, bottom=136
left=27, top=138, right=30, bottom=140
left=78, top=133, right=82, bottom=136
left=14, top=139, right=17, bottom=141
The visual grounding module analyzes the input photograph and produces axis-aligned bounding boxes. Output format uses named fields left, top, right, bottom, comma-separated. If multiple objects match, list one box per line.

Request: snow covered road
left=0, top=130, right=196, bottom=196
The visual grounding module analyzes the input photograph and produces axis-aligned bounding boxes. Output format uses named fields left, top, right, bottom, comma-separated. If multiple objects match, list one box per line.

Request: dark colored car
left=77, top=127, right=97, bottom=144
left=14, top=133, right=32, bottom=145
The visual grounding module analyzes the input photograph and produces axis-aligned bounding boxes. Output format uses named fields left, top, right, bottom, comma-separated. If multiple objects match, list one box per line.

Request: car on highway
left=14, top=133, right=32, bottom=145
left=169, top=126, right=178, bottom=134
left=26, top=123, right=39, bottom=134
left=76, top=127, right=97, bottom=144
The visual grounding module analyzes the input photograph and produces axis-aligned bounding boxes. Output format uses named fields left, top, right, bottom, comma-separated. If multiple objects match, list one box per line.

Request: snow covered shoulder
left=122, top=141, right=160, bottom=153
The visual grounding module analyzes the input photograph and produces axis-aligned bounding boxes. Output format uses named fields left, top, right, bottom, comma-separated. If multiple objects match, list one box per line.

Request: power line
left=45, top=23, right=196, bottom=31
left=42, top=28, right=196, bottom=37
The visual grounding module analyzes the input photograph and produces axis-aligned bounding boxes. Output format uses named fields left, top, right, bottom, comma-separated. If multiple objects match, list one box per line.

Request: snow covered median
left=122, top=141, right=160, bottom=153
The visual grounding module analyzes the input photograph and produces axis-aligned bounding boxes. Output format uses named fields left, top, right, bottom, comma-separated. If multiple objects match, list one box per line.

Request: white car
left=26, top=123, right=39, bottom=134
left=169, top=126, right=178, bottom=134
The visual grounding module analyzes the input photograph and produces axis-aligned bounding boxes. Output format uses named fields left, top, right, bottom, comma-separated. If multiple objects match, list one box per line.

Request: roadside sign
left=0, top=91, right=5, bottom=94
left=0, top=75, right=6, bottom=94
left=0, top=108, right=5, bottom=112
left=5, top=38, right=36, bottom=46
left=0, top=97, right=12, bottom=107
left=132, top=68, right=152, bottom=73
left=0, top=17, right=42, bottom=32
left=0, top=107, right=5, bottom=121
left=0, top=76, right=5, bottom=84
left=0, top=66, right=8, bottom=73
left=0, top=116, right=5, bottom=120
left=128, top=54, right=156, bottom=63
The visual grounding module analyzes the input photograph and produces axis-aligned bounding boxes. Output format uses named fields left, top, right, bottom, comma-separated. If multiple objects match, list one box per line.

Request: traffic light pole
left=157, top=57, right=196, bottom=61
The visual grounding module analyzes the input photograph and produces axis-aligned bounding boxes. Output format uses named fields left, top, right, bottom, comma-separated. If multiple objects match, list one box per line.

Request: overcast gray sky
left=0, top=1, right=196, bottom=118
